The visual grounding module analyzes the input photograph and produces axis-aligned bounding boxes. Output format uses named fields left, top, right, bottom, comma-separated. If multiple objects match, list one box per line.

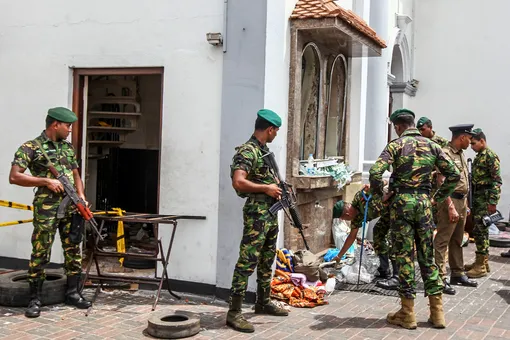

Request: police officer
left=370, top=109, right=460, bottom=330
left=434, top=125, right=478, bottom=295
left=332, top=184, right=399, bottom=290
left=465, top=128, right=502, bottom=277
left=9, top=107, right=92, bottom=318
left=227, top=109, right=288, bottom=333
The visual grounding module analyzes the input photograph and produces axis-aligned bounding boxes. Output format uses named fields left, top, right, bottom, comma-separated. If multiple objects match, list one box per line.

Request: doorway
left=72, top=68, right=164, bottom=274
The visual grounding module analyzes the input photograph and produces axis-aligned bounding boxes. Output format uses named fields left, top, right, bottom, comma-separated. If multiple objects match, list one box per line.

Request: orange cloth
left=270, top=269, right=328, bottom=308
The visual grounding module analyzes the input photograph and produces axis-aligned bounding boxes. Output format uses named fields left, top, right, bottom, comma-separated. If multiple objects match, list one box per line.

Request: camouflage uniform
left=12, top=132, right=81, bottom=283
left=229, top=136, right=278, bottom=296
left=472, top=147, right=502, bottom=255
left=430, top=132, right=450, bottom=224
left=350, top=191, right=393, bottom=260
left=369, top=128, right=460, bottom=299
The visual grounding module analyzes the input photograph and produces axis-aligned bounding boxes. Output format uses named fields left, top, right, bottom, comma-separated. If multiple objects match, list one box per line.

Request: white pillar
left=347, top=0, right=371, bottom=173
left=362, top=0, right=390, bottom=173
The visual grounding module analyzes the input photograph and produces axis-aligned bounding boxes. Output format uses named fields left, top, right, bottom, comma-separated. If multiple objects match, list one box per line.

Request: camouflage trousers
left=472, top=190, right=490, bottom=255
left=230, top=199, right=278, bottom=297
left=390, top=193, right=443, bottom=299
left=373, top=209, right=395, bottom=261
left=28, top=197, right=82, bottom=283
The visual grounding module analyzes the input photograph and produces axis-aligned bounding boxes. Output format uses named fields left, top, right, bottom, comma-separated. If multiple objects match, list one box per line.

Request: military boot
left=65, top=275, right=92, bottom=309
left=254, top=286, right=288, bottom=316
left=465, top=253, right=490, bottom=272
left=387, top=297, right=417, bottom=329
left=226, top=295, right=254, bottom=333
left=466, top=254, right=487, bottom=278
left=25, top=280, right=43, bottom=318
left=428, top=294, right=446, bottom=328
left=375, top=255, right=391, bottom=279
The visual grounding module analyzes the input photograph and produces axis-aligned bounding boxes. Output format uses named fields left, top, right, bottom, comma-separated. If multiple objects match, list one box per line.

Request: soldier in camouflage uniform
left=227, top=109, right=288, bottom=333
left=465, top=128, right=502, bottom=278
left=332, top=184, right=399, bottom=290
left=9, top=107, right=92, bottom=318
left=370, top=109, right=460, bottom=330
left=417, top=117, right=449, bottom=225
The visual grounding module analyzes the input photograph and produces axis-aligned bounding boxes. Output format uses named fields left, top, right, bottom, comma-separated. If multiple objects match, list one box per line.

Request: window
left=325, top=55, right=348, bottom=158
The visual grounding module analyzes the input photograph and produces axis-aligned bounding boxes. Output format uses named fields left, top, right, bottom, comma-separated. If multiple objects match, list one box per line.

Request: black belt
left=393, top=187, right=430, bottom=195
left=451, top=192, right=467, bottom=200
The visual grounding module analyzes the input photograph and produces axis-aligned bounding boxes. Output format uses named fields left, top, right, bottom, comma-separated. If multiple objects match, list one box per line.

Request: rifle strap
left=34, top=140, right=57, bottom=168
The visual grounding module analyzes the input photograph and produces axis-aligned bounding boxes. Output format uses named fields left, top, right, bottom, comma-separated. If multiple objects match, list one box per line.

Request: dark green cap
left=472, top=128, right=483, bottom=135
left=333, top=201, right=344, bottom=218
left=416, top=116, right=431, bottom=128
left=47, top=107, right=78, bottom=123
left=389, top=108, right=415, bottom=123
left=257, top=109, right=282, bottom=128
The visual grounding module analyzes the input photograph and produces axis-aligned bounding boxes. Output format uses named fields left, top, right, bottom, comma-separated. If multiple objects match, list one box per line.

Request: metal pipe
left=223, top=0, right=228, bottom=53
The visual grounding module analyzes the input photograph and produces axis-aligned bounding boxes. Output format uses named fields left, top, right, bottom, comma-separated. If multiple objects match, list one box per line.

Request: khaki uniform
left=434, top=143, right=469, bottom=278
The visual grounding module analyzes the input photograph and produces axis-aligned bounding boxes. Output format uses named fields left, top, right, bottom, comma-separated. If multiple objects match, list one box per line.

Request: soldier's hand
left=488, top=204, right=497, bottom=214
left=265, top=184, right=282, bottom=199
left=46, top=178, right=64, bottom=194
left=448, top=204, right=460, bottom=223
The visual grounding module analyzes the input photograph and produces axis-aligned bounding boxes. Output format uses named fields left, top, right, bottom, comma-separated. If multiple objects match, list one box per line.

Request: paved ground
left=0, top=244, right=508, bottom=339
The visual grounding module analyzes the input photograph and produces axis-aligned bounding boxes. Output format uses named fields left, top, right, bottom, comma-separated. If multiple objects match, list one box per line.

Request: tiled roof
left=290, top=0, right=387, bottom=48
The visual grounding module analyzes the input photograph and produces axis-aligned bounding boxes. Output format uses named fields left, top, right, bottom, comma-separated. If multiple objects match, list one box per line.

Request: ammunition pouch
left=70, top=213, right=85, bottom=244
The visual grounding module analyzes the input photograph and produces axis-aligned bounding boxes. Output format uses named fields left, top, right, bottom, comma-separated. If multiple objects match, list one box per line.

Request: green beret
left=416, top=116, right=431, bottom=128
left=257, top=109, right=281, bottom=128
left=47, top=107, right=78, bottom=123
left=333, top=201, right=344, bottom=218
left=472, top=128, right=483, bottom=135
left=389, top=108, right=415, bottom=123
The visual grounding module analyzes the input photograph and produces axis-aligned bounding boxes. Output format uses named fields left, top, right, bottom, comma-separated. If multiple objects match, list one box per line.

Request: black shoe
left=501, top=251, right=510, bottom=258
left=65, top=275, right=92, bottom=309
left=450, top=275, right=478, bottom=287
left=442, top=279, right=456, bottom=295
left=25, top=280, right=43, bottom=318
left=375, top=255, right=391, bottom=279
left=376, top=276, right=399, bottom=290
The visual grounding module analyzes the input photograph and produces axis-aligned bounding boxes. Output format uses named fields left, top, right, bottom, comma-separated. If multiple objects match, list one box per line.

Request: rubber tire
left=489, top=231, right=510, bottom=247
left=147, top=312, right=200, bottom=339
left=0, top=269, right=67, bottom=307
left=122, top=257, right=155, bottom=269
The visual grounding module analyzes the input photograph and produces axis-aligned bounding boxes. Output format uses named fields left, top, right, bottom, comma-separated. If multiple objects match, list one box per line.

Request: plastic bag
left=332, top=218, right=356, bottom=258
left=325, top=277, right=336, bottom=292
left=489, top=224, right=500, bottom=235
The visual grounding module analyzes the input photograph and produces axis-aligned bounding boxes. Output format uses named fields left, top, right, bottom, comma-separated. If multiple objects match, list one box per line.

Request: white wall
left=410, top=0, right=509, bottom=214
left=0, top=0, right=224, bottom=284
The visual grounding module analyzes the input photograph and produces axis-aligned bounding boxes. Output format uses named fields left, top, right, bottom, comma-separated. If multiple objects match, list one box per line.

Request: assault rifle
left=35, top=141, right=104, bottom=241
left=261, top=152, right=310, bottom=250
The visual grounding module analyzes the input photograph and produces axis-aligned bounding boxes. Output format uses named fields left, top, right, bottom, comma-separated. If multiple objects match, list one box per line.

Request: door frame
left=71, top=67, right=165, bottom=212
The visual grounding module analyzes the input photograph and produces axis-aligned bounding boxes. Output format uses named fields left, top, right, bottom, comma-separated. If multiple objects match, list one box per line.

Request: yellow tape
left=0, top=219, right=33, bottom=227
left=112, top=208, right=126, bottom=266
left=0, top=200, right=33, bottom=211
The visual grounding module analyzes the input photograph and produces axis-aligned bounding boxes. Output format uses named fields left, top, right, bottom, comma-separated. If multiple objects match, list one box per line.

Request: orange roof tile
left=291, top=0, right=387, bottom=48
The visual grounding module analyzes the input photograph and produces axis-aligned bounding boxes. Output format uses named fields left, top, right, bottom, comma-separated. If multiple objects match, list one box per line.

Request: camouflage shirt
left=472, top=147, right=502, bottom=205
left=351, top=190, right=384, bottom=229
left=230, top=135, right=276, bottom=198
left=369, top=128, right=460, bottom=203
left=12, top=131, right=79, bottom=200
left=431, top=132, right=449, bottom=148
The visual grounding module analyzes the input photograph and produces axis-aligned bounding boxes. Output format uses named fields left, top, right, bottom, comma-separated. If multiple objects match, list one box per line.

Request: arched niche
left=300, top=43, right=321, bottom=160
left=325, top=54, right=348, bottom=158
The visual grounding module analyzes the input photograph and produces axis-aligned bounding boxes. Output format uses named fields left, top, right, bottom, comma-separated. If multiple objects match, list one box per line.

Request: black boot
left=450, top=275, right=478, bottom=287
left=442, top=278, right=456, bottom=295
left=25, top=280, right=43, bottom=318
left=65, top=275, right=92, bottom=309
left=376, top=259, right=399, bottom=290
left=375, top=255, right=391, bottom=280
